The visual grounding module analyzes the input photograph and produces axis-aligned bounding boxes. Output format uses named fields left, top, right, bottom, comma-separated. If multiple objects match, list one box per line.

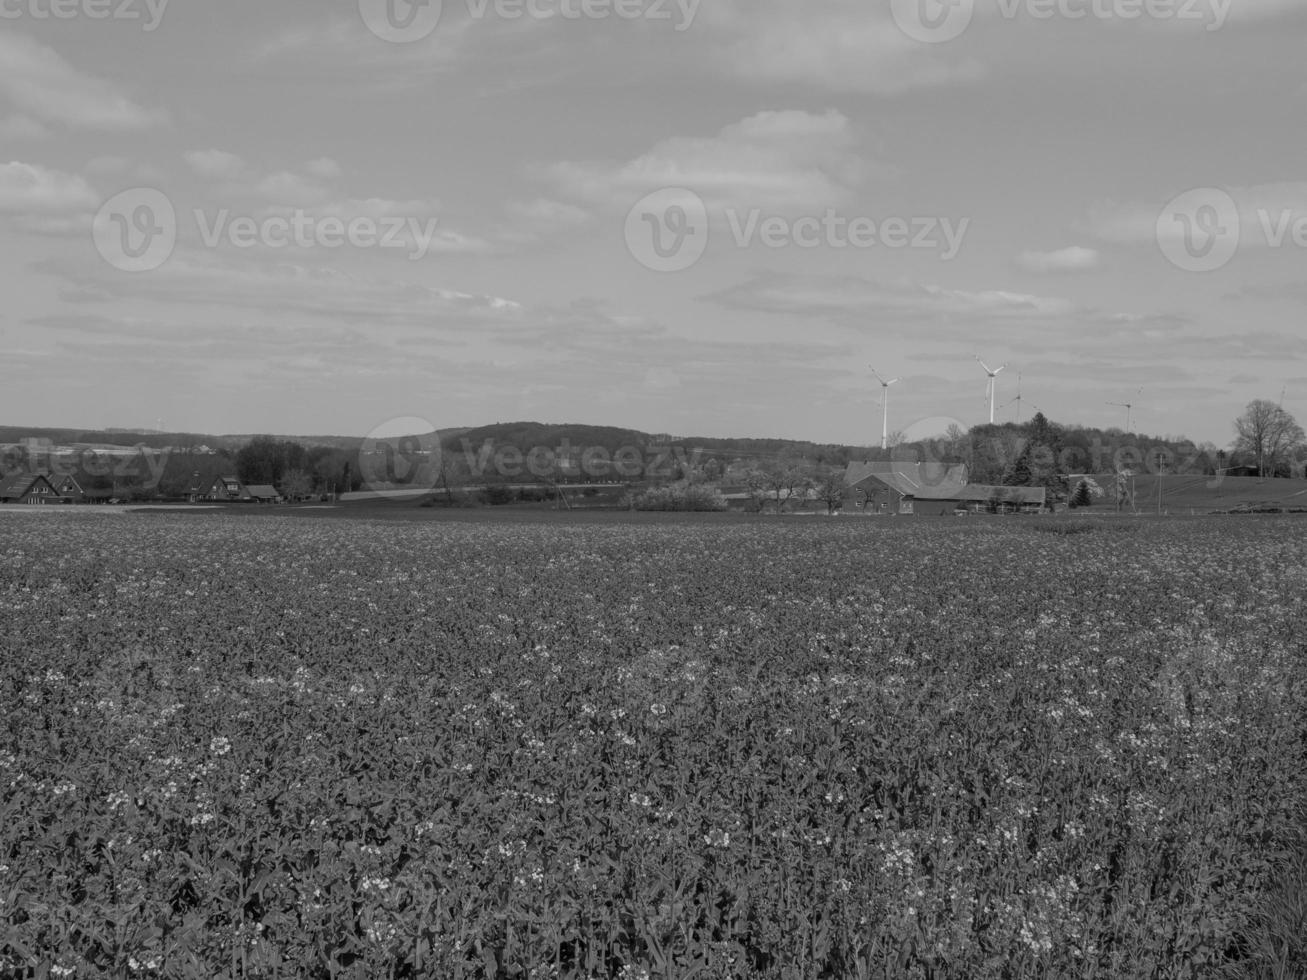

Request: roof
left=950, top=485, right=1047, bottom=505
left=245, top=485, right=281, bottom=499
left=844, top=460, right=970, bottom=500
left=0, top=473, right=58, bottom=498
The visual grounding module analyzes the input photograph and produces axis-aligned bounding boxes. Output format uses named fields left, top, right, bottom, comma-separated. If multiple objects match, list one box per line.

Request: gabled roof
left=844, top=460, right=970, bottom=499
left=245, top=485, right=280, bottom=499
left=0, top=473, right=58, bottom=498
left=951, top=485, right=1047, bottom=505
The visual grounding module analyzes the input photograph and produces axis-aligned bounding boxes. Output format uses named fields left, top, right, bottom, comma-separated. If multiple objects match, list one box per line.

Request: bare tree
left=816, top=467, right=847, bottom=514
left=742, top=468, right=771, bottom=513
left=758, top=458, right=812, bottom=513
left=1233, top=399, right=1306, bottom=477
left=280, top=468, right=314, bottom=501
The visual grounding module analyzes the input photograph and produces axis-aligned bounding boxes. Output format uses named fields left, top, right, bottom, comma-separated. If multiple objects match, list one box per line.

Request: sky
left=2, top=0, right=1306, bottom=446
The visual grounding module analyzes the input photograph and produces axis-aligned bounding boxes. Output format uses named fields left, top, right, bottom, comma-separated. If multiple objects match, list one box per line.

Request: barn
left=0, top=473, right=67, bottom=505
left=843, top=461, right=1047, bottom=515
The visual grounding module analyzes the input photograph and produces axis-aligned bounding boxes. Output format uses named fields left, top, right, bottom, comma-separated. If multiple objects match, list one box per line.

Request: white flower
left=703, top=829, right=731, bottom=848
left=209, top=737, right=231, bottom=756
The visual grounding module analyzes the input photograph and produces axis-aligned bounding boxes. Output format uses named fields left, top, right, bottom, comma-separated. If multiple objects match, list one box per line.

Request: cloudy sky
left=2, top=0, right=1306, bottom=445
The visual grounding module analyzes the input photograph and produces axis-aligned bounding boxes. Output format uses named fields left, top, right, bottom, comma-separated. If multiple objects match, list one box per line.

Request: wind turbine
left=1003, top=373, right=1025, bottom=424
left=975, top=355, right=1007, bottom=425
left=1107, top=387, right=1143, bottom=432
left=870, top=367, right=901, bottom=451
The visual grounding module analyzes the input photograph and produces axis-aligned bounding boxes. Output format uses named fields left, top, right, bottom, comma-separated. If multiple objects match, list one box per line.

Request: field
left=1, top=512, right=1305, bottom=979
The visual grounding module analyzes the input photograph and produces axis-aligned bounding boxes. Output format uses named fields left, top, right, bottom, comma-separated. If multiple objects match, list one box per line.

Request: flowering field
left=1, top=513, right=1305, bottom=979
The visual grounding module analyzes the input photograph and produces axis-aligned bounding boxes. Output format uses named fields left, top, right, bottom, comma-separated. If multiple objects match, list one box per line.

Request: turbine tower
left=975, top=355, right=1007, bottom=425
left=1004, top=373, right=1025, bottom=424
left=870, top=367, right=901, bottom=451
left=1107, top=387, right=1143, bottom=432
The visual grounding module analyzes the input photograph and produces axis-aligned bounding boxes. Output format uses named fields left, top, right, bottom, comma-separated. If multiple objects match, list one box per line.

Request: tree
left=1069, top=477, right=1103, bottom=509
left=280, top=468, right=314, bottom=501
left=1115, top=470, right=1134, bottom=513
left=1233, top=399, right=1306, bottom=478
left=1003, top=446, right=1034, bottom=487
left=816, top=468, right=847, bottom=515
left=236, top=436, right=307, bottom=486
left=741, top=468, right=771, bottom=513
left=761, top=459, right=813, bottom=513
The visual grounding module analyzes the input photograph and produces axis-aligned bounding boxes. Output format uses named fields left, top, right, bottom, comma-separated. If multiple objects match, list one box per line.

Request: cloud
left=0, top=161, right=99, bottom=215
left=306, top=157, right=344, bottom=179
left=41, top=252, right=522, bottom=328
left=0, top=33, right=166, bottom=131
left=0, top=114, right=50, bottom=141
left=1085, top=183, right=1307, bottom=249
left=550, top=109, right=871, bottom=213
left=255, top=171, right=332, bottom=207
left=1017, top=246, right=1101, bottom=273
left=186, top=150, right=247, bottom=181
left=699, top=0, right=985, bottom=94
left=703, top=273, right=1080, bottom=323
left=507, top=198, right=592, bottom=227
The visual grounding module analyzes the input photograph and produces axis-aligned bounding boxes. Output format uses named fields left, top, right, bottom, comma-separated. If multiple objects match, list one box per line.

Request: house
left=0, top=473, right=67, bottom=505
left=843, top=460, right=1047, bottom=515
left=192, top=476, right=284, bottom=504
left=51, top=473, right=85, bottom=502
left=209, top=476, right=251, bottom=502
left=844, top=461, right=970, bottom=515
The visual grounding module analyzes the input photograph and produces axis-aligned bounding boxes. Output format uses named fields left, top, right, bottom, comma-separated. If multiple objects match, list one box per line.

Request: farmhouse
left=843, top=461, right=1047, bottom=515
left=0, top=473, right=68, bottom=505
left=192, top=476, right=285, bottom=504
left=52, top=473, right=85, bottom=502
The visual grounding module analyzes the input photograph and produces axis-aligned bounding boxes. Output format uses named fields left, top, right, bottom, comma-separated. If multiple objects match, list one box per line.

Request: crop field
left=1, top=513, right=1305, bottom=979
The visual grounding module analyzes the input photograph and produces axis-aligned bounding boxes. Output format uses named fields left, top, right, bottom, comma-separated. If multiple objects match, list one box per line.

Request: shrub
left=627, top=482, right=727, bottom=512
